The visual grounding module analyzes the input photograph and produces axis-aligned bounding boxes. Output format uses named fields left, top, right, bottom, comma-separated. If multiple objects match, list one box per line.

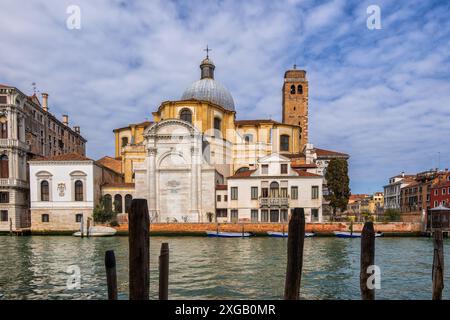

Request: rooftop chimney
left=401, top=171, right=405, bottom=177
left=62, top=114, right=68, bottom=126
left=41, top=93, right=48, bottom=112
left=74, top=126, right=80, bottom=134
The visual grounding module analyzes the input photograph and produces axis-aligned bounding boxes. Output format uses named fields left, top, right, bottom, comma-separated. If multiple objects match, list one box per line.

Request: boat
left=73, top=226, right=117, bottom=237
left=333, top=231, right=383, bottom=238
left=206, top=231, right=252, bottom=238
left=266, top=231, right=316, bottom=238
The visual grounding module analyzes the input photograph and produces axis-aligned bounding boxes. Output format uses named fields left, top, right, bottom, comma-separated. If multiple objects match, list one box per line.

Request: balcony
left=260, top=197, right=289, bottom=208
left=0, top=139, right=30, bottom=151
left=0, top=178, right=29, bottom=189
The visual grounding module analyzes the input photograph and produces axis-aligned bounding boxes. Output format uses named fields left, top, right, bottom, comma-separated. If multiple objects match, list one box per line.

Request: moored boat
left=266, top=231, right=316, bottom=238
left=333, top=231, right=383, bottom=238
left=206, top=231, right=252, bottom=238
left=73, top=226, right=117, bottom=237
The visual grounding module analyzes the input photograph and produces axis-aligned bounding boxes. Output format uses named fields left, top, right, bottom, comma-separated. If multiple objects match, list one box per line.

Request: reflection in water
left=0, top=236, right=449, bottom=300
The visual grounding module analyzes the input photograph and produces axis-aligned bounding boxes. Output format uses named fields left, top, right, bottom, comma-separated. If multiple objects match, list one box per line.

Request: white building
left=225, top=153, right=323, bottom=223
left=29, top=153, right=121, bottom=231
left=383, top=173, right=415, bottom=210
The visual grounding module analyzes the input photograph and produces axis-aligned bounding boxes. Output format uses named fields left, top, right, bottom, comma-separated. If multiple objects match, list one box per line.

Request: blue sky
left=1, top=0, right=449, bottom=194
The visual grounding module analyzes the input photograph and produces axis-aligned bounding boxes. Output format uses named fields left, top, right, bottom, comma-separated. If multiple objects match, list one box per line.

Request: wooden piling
left=86, top=218, right=91, bottom=238
left=360, top=221, right=375, bottom=300
left=159, top=243, right=169, bottom=300
left=9, top=218, right=12, bottom=236
left=80, top=217, right=84, bottom=238
left=105, top=250, right=118, bottom=300
left=432, top=229, right=444, bottom=300
left=129, top=199, right=150, bottom=300
left=242, top=224, right=245, bottom=237
left=284, top=208, right=305, bottom=300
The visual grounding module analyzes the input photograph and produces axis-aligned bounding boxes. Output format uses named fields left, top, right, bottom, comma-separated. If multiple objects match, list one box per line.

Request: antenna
left=31, top=82, right=40, bottom=95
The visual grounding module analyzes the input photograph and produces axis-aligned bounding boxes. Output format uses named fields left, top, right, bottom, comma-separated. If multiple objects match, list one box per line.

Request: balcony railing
left=260, top=197, right=289, bottom=207
left=0, top=178, right=28, bottom=189
left=0, top=139, right=30, bottom=151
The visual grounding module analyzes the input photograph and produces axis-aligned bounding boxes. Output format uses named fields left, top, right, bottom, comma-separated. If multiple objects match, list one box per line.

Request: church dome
left=181, top=56, right=235, bottom=111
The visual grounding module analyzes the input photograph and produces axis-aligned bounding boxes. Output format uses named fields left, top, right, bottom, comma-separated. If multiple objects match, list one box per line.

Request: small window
left=216, top=210, right=227, bottom=218
left=75, top=214, right=83, bottom=223
left=262, top=188, right=269, bottom=198
left=244, top=134, right=253, bottom=143
left=434, top=189, right=438, bottom=196
left=251, top=187, right=258, bottom=200
left=231, top=210, right=238, bottom=223
left=251, top=210, right=259, bottom=222
left=281, top=164, right=288, bottom=174
left=312, top=186, right=319, bottom=199
left=290, top=85, right=295, bottom=94
left=231, top=187, right=238, bottom=200
left=42, top=214, right=49, bottom=223
left=280, top=188, right=288, bottom=198
left=443, top=188, right=447, bottom=195
left=297, top=85, right=303, bottom=94
left=291, top=186, right=298, bottom=200
left=0, top=192, right=9, bottom=203
left=434, top=201, right=438, bottom=207
left=262, top=164, right=269, bottom=174
left=281, top=209, right=288, bottom=222
left=214, top=117, right=222, bottom=137
left=121, top=137, right=129, bottom=147
left=224, top=195, right=228, bottom=202
left=280, top=135, right=290, bottom=152
left=180, top=108, right=192, bottom=123
left=0, top=210, right=7, bottom=222
left=217, top=195, right=221, bottom=202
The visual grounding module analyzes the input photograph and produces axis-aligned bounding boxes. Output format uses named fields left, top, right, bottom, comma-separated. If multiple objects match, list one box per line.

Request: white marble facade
left=134, top=119, right=216, bottom=223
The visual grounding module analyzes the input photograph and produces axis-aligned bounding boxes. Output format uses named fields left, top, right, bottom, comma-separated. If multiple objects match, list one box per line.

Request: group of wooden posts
left=103, top=200, right=445, bottom=300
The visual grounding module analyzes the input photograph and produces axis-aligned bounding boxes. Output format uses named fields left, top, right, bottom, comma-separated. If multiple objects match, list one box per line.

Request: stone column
left=10, top=110, right=17, bottom=140
left=148, top=147, right=158, bottom=221
left=190, top=143, right=200, bottom=221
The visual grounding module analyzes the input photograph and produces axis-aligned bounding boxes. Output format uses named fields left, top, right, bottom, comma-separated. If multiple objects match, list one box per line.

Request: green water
left=0, top=236, right=449, bottom=300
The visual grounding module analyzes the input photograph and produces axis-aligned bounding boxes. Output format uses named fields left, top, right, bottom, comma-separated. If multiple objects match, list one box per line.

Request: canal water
left=0, top=236, right=449, bottom=300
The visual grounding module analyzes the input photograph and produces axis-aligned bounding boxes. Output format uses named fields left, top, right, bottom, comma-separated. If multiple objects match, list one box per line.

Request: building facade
left=29, top=153, right=121, bottom=231
left=0, top=85, right=86, bottom=231
left=383, top=173, right=415, bottom=210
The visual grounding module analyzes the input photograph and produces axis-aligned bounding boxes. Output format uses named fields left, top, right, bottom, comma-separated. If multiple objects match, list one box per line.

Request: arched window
left=235, top=167, right=250, bottom=174
left=290, top=85, right=296, bottom=94
left=103, top=194, right=112, bottom=212
left=244, top=134, right=253, bottom=143
left=114, top=194, right=123, bottom=213
left=0, top=117, right=7, bottom=139
left=121, top=137, right=129, bottom=147
left=180, top=109, right=192, bottom=123
left=214, top=117, right=221, bottom=137
left=270, top=181, right=279, bottom=198
left=74, top=180, right=83, bottom=201
left=0, top=155, right=8, bottom=178
left=125, top=194, right=133, bottom=214
left=41, top=180, right=49, bottom=201
left=280, top=135, right=290, bottom=151
left=297, top=85, right=303, bottom=94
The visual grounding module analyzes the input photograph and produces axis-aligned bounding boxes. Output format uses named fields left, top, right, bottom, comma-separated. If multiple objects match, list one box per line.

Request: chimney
left=62, top=114, right=69, bottom=126
left=401, top=171, right=405, bottom=177
left=41, top=93, right=48, bottom=112
left=74, top=126, right=80, bottom=134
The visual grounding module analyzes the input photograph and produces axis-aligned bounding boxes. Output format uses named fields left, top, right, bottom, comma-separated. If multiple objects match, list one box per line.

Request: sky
left=1, top=0, right=449, bottom=194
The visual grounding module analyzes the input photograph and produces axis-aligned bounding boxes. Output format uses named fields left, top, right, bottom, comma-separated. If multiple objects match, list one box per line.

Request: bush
left=384, top=209, right=401, bottom=222
left=93, top=198, right=117, bottom=223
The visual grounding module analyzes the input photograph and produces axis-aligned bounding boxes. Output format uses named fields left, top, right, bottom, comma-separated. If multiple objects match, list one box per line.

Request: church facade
left=105, top=56, right=349, bottom=223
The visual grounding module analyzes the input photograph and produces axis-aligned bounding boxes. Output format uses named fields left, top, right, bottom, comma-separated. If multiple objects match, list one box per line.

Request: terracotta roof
left=102, top=182, right=135, bottom=188
left=215, top=184, right=228, bottom=190
left=228, top=169, right=257, bottom=178
left=291, top=163, right=317, bottom=169
left=313, top=148, right=349, bottom=158
left=0, top=84, right=12, bottom=88
left=31, top=152, right=92, bottom=162
left=96, top=156, right=122, bottom=174
left=293, top=169, right=322, bottom=177
left=283, top=153, right=305, bottom=159
left=235, top=119, right=283, bottom=126
left=114, top=121, right=153, bottom=132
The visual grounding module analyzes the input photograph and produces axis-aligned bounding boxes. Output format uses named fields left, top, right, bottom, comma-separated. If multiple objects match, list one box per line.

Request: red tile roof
left=293, top=170, right=322, bottom=177
left=314, top=148, right=349, bottom=158
left=228, top=169, right=257, bottom=178
left=96, top=156, right=122, bottom=174
left=291, top=163, right=317, bottom=169
left=31, top=153, right=92, bottom=162
left=215, top=184, right=228, bottom=190
left=0, top=84, right=12, bottom=88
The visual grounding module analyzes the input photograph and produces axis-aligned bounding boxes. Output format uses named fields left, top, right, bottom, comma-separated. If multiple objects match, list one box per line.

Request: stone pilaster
left=148, top=147, right=158, bottom=221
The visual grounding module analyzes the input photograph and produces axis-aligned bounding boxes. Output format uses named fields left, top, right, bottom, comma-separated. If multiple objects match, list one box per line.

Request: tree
left=93, top=197, right=117, bottom=224
left=325, top=158, right=351, bottom=220
left=384, top=208, right=400, bottom=222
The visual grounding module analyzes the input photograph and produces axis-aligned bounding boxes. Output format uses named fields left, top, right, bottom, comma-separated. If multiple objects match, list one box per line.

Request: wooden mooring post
left=360, top=221, right=375, bottom=300
left=80, top=217, right=84, bottom=238
left=432, top=228, right=444, bottom=300
left=159, top=243, right=169, bottom=300
left=9, top=218, right=12, bottom=236
left=105, top=250, right=118, bottom=300
left=129, top=199, right=150, bottom=300
left=284, top=208, right=305, bottom=300
left=86, top=217, right=91, bottom=238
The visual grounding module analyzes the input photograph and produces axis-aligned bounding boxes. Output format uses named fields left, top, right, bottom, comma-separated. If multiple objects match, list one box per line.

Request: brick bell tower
left=282, top=66, right=309, bottom=148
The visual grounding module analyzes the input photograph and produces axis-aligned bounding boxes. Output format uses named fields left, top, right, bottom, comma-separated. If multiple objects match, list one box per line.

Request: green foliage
left=384, top=208, right=401, bottom=222
left=93, top=197, right=117, bottom=223
left=325, top=158, right=351, bottom=220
